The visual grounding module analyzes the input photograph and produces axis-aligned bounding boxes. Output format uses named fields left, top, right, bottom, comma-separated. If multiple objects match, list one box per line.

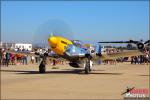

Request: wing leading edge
left=101, top=50, right=143, bottom=60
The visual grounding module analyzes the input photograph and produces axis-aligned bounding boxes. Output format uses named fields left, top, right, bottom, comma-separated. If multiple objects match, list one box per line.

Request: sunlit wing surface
left=5, top=50, right=36, bottom=56
left=99, top=40, right=138, bottom=44
left=5, top=50, right=60, bottom=60
left=101, top=50, right=143, bottom=60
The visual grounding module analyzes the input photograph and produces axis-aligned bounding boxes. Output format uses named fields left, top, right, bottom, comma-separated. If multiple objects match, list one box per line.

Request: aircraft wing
left=5, top=50, right=37, bottom=56
left=99, top=39, right=149, bottom=45
left=101, top=50, right=143, bottom=60
left=5, top=50, right=60, bottom=60
left=98, top=40, right=139, bottom=44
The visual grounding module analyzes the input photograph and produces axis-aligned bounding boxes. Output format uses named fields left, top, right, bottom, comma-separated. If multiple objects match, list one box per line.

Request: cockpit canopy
left=71, top=40, right=83, bottom=47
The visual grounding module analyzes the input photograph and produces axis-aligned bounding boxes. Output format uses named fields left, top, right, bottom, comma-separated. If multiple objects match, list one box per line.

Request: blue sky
left=1, top=1, right=149, bottom=45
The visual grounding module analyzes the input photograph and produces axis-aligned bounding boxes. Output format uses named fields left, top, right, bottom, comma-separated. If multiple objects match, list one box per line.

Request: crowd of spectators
left=0, top=48, right=65, bottom=67
left=130, top=50, right=150, bottom=65
left=0, top=47, right=150, bottom=67
left=0, top=51, right=29, bottom=67
left=100, top=48, right=150, bottom=65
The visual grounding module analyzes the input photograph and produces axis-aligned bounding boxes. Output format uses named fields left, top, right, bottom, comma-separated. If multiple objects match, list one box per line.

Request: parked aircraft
left=37, top=35, right=149, bottom=74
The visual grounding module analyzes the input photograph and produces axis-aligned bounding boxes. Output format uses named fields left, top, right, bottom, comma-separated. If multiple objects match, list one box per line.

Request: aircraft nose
left=48, top=36, right=57, bottom=47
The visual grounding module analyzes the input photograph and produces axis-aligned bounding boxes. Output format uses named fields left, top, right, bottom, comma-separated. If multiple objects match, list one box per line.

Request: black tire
left=85, top=59, right=90, bottom=74
left=89, top=67, right=92, bottom=71
left=39, top=61, right=46, bottom=73
left=85, top=65, right=90, bottom=74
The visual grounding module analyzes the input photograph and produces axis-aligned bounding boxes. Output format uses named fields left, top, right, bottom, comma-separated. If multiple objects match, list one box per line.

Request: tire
left=89, top=60, right=93, bottom=72
left=39, top=61, right=46, bottom=73
left=85, top=65, right=90, bottom=74
left=85, top=58, right=90, bottom=74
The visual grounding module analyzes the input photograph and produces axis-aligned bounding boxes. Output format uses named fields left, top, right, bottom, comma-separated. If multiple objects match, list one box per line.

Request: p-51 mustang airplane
left=37, top=35, right=149, bottom=74
left=6, top=35, right=150, bottom=74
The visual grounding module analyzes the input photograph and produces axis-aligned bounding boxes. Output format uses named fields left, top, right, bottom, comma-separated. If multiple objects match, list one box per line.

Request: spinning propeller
left=33, top=19, right=74, bottom=47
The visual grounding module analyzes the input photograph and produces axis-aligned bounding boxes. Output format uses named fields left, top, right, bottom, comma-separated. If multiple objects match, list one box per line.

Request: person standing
left=5, top=52, right=10, bottom=67
left=22, top=55, right=27, bottom=65
left=0, top=48, right=2, bottom=66
left=31, top=56, right=35, bottom=64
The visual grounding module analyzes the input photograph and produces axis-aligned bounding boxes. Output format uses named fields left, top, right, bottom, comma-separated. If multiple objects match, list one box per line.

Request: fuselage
left=48, top=36, right=86, bottom=66
left=48, top=36, right=101, bottom=68
left=48, top=36, right=73, bottom=55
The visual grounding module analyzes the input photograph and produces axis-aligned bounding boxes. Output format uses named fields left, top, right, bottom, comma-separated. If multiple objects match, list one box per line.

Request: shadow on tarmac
left=1, top=69, right=123, bottom=75
left=139, top=75, right=150, bottom=76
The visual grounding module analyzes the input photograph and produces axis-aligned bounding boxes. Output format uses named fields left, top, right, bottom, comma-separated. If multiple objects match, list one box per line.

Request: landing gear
left=39, top=61, right=46, bottom=73
left=39, top=56, right=47, bottom=73
left=85, top=64, right=90, bottom=74
left=84, top=57, right=92, bottom=74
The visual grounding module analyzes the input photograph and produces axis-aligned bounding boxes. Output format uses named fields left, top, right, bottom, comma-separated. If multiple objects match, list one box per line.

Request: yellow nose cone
left=48, top=36, right=57, bottom=47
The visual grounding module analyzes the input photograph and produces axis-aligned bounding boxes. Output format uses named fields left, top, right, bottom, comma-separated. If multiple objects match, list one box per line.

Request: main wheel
left=85, top=65, right=90, bottom=74
left=39, top=61, right=46, bottom=73
left=84, top=58, right=90, bottom=74
left=89, top=60, right=93, bottom=71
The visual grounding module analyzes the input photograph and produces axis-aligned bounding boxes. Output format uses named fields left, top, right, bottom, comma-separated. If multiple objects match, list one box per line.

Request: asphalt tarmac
left=1, top=63, right=149, bottom=99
